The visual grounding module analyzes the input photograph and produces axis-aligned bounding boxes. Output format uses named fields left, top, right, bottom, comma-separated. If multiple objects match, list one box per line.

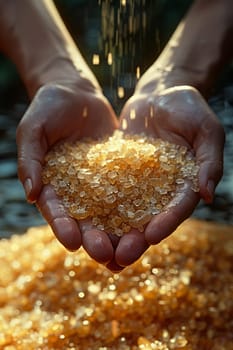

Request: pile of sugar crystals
left=42, top=131, right=199, bottom=235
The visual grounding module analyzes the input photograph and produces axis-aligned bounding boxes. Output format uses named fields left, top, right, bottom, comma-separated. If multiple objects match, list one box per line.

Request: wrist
left=135, top=0, right=233, bottom=99
left=0, top=0, right=101, bottom=98
left=25, top=56, right=101, bottom=98
left=135, top=63, right=212, bottom=98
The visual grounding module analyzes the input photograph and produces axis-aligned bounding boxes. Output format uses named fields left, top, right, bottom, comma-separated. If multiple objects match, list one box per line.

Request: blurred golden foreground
left=0, top=219, right=232, bottom=350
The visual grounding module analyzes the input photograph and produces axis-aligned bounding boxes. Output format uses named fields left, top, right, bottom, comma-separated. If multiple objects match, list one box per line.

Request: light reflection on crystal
left=42, top=131, right=199, bottom=237
left=0, top=219, right=232, bottom=348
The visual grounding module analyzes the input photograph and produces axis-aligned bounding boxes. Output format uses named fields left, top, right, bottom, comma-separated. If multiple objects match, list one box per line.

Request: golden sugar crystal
left=1, top=219, right=232, bottom=349
left=42, top=131, right=199, bottom=236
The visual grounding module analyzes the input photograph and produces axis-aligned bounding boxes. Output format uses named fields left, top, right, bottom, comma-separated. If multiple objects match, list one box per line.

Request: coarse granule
left=0, top=219, right=232, bottom=349
left=42, top=131, right=199, bottom=235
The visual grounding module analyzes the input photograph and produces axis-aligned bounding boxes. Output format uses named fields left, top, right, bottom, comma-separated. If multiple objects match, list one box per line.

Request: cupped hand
left=16, top=79, right=121, bottom=266
left=115, top=85, right=225, bottom=264
left=17, top=80, right=225, bottom=273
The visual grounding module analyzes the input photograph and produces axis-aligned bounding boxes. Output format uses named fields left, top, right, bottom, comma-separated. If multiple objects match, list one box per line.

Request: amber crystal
left=0, top=219, right=232, bottom=349
left=42, top=131, right=199, bottom=235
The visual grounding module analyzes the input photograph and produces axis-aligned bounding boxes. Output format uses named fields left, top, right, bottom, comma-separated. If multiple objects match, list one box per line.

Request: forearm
left=0, top=0, right=99, bottom=97
left=137, top=0, right=233, bottom=97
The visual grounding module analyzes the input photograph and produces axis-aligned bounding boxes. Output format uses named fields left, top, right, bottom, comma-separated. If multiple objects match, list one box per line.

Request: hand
left=17, top=78, right=149, bottom=272
left=116, top=85, right=224, bottom=262
left=16, top=79, right=120, bottom=261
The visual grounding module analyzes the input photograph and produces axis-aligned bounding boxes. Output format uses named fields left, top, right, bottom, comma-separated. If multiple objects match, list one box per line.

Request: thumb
left=16, top=115, right=48, bottom=203
left=196, top=120, right=225, bottom=203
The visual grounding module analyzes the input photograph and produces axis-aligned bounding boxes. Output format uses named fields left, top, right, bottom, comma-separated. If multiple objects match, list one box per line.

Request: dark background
left=0, top=0, right=232, bottom=238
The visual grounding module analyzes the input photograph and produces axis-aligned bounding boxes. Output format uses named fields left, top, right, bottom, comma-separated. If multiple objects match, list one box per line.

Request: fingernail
left=24, top=178, right=32, bottom=200
left=206, top=179, right=215, bottom=203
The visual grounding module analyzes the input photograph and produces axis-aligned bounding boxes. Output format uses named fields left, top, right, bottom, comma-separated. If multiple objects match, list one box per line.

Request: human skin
left=0, top=0, right=232, bottom=271
left=0, top=0, right=118, bottom=263
left=84, top=0, right=232, bottom=270
left=116, top=0, right=232, bottom=266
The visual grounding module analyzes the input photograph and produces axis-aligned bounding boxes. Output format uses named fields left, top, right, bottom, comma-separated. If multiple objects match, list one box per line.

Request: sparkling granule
left=42, top=131, right=199, bottom=235
left=0, top=219, right=232, bottom=349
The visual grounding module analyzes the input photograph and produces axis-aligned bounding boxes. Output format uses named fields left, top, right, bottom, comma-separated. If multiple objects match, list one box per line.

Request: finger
left=106, top=258, right=125, bottom=273
left=79, top=219, right=121, bottom=268
left=115, top=229, right=149, bottom=267
left=108, top=233, right=121, bottom=249
left=145, top=182, right=200, bottom=245
left=194, top=117, right=225, bottom=203
left=37, top=185, right=82, bottom=251
left=16, top=109, right=48, bottom=203
left=79, top=220, right=114, bottom=264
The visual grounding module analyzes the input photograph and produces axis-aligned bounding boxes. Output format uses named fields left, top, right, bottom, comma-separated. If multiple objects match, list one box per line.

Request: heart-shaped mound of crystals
left=42, top=131, right=199, bottom=236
